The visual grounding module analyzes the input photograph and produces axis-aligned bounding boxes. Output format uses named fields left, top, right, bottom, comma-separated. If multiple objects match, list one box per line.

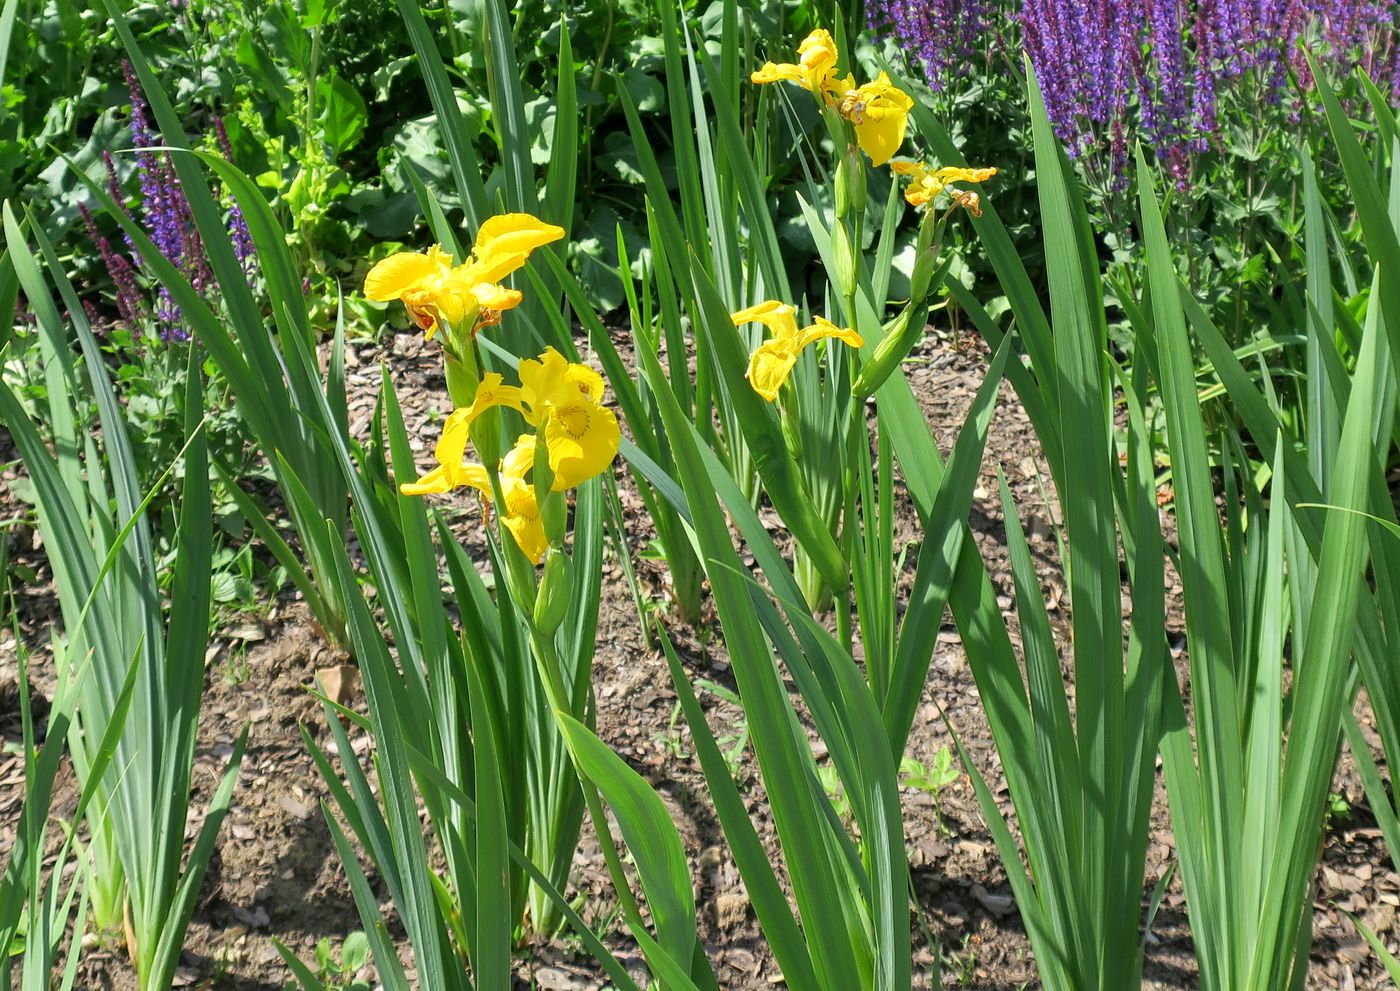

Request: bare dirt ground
left=1, top=326, right=1396, bottom=989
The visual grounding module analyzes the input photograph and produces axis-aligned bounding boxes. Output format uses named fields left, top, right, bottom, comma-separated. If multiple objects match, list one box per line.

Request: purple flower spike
left=214, top=116, right=256, bottom=273
left=123, top=61, right=186, bottom=269
left=868, top=0, right=998, bottom=91
left=79, top=204, right=146, bottom=329
left=871, top=0, right=1400, bottom=195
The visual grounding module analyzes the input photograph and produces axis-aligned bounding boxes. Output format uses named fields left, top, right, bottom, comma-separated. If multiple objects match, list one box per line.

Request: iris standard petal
left=471, top=282, right=524, bottom=311
left=500, top=433, right=537, bottom=482
left=518, top=347, right=572, bottom=412
left=468, top=214, right=566, bottom=284
left=731, top=300, right=800, bottom=341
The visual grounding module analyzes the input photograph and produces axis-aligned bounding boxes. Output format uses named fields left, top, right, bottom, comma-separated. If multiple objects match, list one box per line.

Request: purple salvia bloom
left=876, top=0, right=1398, bottom=191
left=80, top=297, right=105, bottom=333
left=101, top=151, right=138, bottom=255
left=124, top=61, right=186, bottom=268
left=1190, top=1, right=1218, bottom=151
left=214, top=116, right=256, bottom=272
left=155, top=286, right=188, bottom=342
left=869, top=0, right=998, bottom=91
left=79, top=204, right=146, bottom=329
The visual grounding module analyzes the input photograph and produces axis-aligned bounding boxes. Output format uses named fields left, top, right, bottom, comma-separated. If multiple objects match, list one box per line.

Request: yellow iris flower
left=750, top=33, right=913, bottom=166
left=750, top=29, right=853, bottom=104
left=731, top=301, right=864, bottom=402
left=518, top=348, right=621, bottom=490
left=363, top=213, right=564, bottom=338
left=889, top=161, right=998, bottom=209
left=400, top=350, right=618, bottom=505
left=837, top=72, right=914, bottom=167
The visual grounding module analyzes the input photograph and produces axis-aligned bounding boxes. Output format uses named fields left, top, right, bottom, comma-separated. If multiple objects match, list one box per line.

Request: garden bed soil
left=1, top=327, right=1397, bottom=990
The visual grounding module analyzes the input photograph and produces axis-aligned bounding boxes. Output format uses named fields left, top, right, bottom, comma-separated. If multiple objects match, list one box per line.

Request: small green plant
left=308, top=933, right=370, bottom=991
left=900, top=749, right=960, bottom=832
left=1326, top=791, right=1353, bottom=825
left=817, top=764, right=854, bottom=822
left=694, top=680, right=750, bottom=782
left=215, top=646, right=252, bottom=688
left=944, top=933, right=978, bottom=986
left=658, top=702, right=689, bottom=763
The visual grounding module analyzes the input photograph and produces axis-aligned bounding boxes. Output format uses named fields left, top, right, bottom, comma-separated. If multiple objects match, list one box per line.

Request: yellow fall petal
left=432, top=406, right=475, bottom=471
left=541, top=400, right=620, bottom=490
left=745, top=339, right=799, bottom=402
left=796, top=316, right=863, bottom=351
left=363, top=250, right=446, bottom=301
left=432, top=373, right=527, bottom=467
left=399, top=461, right=490, bottom=497
left=840, top=73, right=913, bottom=167
left=398, top=464, right=455, bottom=496
left=751, top=61, right=805, bottom=86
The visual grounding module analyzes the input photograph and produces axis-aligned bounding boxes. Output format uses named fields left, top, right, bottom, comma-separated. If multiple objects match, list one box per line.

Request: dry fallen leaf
left=315, top=664, right=360, bottom=707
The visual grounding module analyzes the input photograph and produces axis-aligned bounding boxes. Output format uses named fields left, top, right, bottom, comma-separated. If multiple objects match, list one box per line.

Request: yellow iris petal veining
left=838, top=72, right=914, bottom=167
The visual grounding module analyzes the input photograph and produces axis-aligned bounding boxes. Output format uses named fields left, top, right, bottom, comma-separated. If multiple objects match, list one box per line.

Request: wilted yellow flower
left=363, top=245, right=462, bottom=338
left=837, top=73, right=914, bottom=167
left=731, top=301, right=864, bottom=402
left=363, top=213, right=563, bottom=338
left=889, top=161, right=998, bottom=209
left=751, top=29, right=853, bottom=105
left=519, top=348, right=620, bottom=490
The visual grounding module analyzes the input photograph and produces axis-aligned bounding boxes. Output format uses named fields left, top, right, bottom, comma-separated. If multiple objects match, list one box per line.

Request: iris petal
left=468, top=214, right=566, bottom=284
left=796, top=316, right=864, bottom=351
left=731, top=300, right=800, bottom=341
left=746, top=340, right=799, bottom=402
left=364, top=251, right=443, bottom=301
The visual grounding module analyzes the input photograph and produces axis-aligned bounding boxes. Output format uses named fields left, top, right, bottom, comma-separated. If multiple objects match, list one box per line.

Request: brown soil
left=1, top=327, right=1396, bottom=990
